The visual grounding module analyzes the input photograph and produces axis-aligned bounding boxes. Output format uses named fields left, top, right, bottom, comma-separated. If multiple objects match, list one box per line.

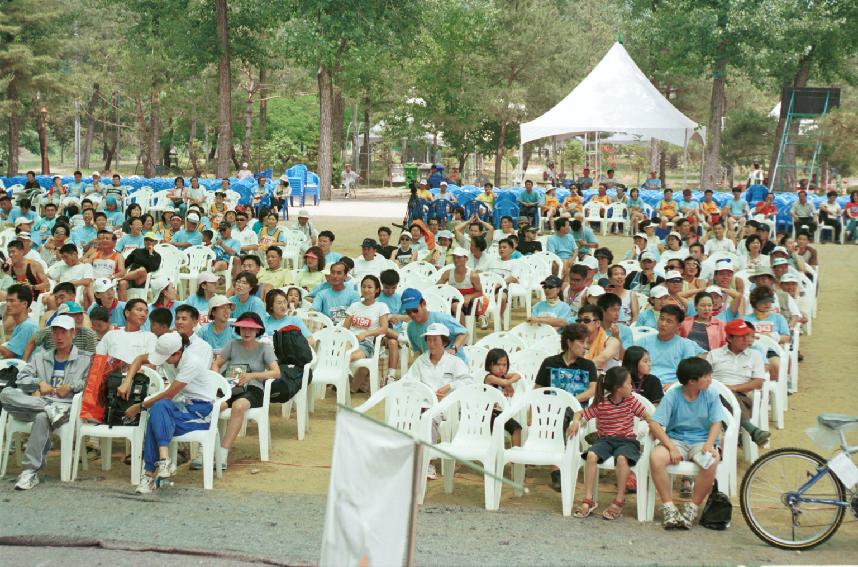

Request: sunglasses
left=405, top=308, right=420, bottom=315
left=667, top=278, right=683, bottom=283
left=577, top=318, right=597, bottom=324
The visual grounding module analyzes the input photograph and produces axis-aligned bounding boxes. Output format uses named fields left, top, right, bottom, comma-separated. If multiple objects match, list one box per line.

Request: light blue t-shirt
left=105, top=210, right=125, bottom=228
left=406, top=312, right=468, bottom=363
left=171, top=229, right=203, bottom=246
left=33, top=217, right=57, bottom=242
left=379, top=291, right=404, bottom=331
left=744, top=311, right=790, bottom=341
left=571, top=227, right=598, bottom=247
left=635, top=333, right=705, bottom=385
left=9, top=208, right=40, bottom=224
left=264, top=314, right=311, bottom=338
left=312, top=287, right=360, bottom=324
left=195, top=322, right=234, bottom=351
left=547, top=233, right=577, bottom=260
left=727, top=198, right=747, bottom=216
left=230, top=295, right=266, bottom=319
left=607, top=323, right=634, bottom=349
left=653, top=386, right=727, bottom=445
left=183, top=293, right=211, bottom=315
left=212, top=237, right=241, bottom=262
left=71, top=225, right=97, bottom=247
left=679, top=199, right=699, bottom=213
left=531, top=300, right=574, bottom=329
left=115, top=233, right=145, bottom=252
left=518, top=190, right=539, bottom=205
left=635, top=309, right=658, bottom=329
left=87, top=301, right=127, bottom=327
left=324, top=250, right=343, bottom=264
left=6, top=319, right=38, bottom=358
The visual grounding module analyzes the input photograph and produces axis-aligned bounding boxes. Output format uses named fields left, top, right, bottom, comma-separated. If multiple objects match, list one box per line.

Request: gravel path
left=1, top=480, right=854, bottom=565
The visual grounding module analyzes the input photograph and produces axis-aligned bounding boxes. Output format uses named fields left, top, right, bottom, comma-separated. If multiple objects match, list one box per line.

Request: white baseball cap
left=422, top=322, right=450, bottom=337
left=49, top=315, right=76, bottom=330
left=150, top=276, right=173, bottom=299
left=576, top=256, right=598, bottom=270
left=587, top=285, right=605, bottom=297
left=714, top=258, right=735, bottom=273
left=150, top=332, right=184, bottom=366
left=208, top=294, right=233, bottom=312
left=15, top=231, right=31, bottom=240
left=634, top=232, right=648, bottom=240
left=436, top=230, right=454, bottom=240
left=186, top=212, right=201, bottom=224
left=704, top=285, right=724, bottom=296
left=667, top=231, right=682, bottom=240
left=650, top=286, right=670, bottom=299
left=92, top=278, right=115, bottom=294
left=298, top=209, right=310, bottom=218
left=780, top=273, right=800, bottom=284
left=91, top=171, right=101, bottom=177
left=440, top=181, right=448, bottom=187
left=665, top=270, right=683, bottom=280
left=14, top=217, right=33, bottom=226
left=771, top=246, right=788, bottom=256
left=197, top=271, right=219, bottom=284
left=451, top=247, right=469, bottom=257
left=640, top=251, right=657, bottom=262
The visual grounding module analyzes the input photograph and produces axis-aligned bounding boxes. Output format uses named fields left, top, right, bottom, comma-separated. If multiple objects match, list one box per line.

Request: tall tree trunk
left=189, top=103, right=201, bottom=176
left=215, top=0, right=233, bottom=179
left=81, top=84, right=100, bottom=169
left=258, top=67, right=268, bottom=140
left=241, top=81, right=256, bottom=166
left=701, top=60, right=727, bottom=190
left=135, top=96, right=149, bottom=175
left=522, top=145, right=533, bottom=174
left=659, top=145, right=667, bottom=187
left=361, top=95, right=370, bottom=179
left=103, top=93, right=119, bottom=171
left=7, top=88, right=20, bottom=176
left=144, top=90, right=160, bottom=178
left=35, top=103, right=50, bottom=174
left=317, top=65, right=334, bottom=200
left=100, top=97, right=108, bottom=162
left=768, top=57, right=811, bottom=192
left=458, top=154, right=467, bottom=174
left=162, top=118, right=173, bottom=167
left=332, top=85, right=344, bottom=165
left=494, top=119, right=507, bottom=186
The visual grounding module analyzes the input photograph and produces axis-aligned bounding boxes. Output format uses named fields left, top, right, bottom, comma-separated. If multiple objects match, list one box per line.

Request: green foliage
left=821, top=107, right=858, bottom=176
left=265, top=95, right=319, bottom=149
left=721, top=107, right=774, bottom=166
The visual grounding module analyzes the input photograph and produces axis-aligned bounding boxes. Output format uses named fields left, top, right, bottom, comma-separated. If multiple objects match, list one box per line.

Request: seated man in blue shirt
left=649, top=357, right=726, bottom=530
left=311, top=261, right=359, bottom=325
left=528, top=275, right=574, bottom=331
left=570, top=217, right=599, bottom=252
left=547, top=217, right=578, bottom=276
left=517, top=180, right=540, bottom=225
left=402, top=288, right=469, bottom=363
left=634, top=304, right=705, bottom=385
left=170, top=211, right=203, bottom=249
left=0, top=284, right=39, bottom=359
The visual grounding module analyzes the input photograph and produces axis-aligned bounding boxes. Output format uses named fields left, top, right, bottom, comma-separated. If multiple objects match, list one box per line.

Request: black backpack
left=0, top=366, right=20, bottom=409
left=700, top=479, right=732, bottom=530
left=105, top=372, right=149, bottom=426
left=271, top=325, right=313, bottom=403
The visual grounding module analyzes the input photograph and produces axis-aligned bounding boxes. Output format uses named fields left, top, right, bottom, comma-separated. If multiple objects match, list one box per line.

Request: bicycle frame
left=790, top=433, right=858, bottom=509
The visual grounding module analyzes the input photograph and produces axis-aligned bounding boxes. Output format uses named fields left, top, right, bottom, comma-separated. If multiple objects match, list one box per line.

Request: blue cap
left=106, top=195, right=117, bottom=204
left=401, top=288, right=423, bottom=310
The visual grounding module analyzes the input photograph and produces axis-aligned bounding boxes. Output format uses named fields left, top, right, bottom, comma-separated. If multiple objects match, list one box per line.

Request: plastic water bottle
left=155, top=478, right=174, bottom=489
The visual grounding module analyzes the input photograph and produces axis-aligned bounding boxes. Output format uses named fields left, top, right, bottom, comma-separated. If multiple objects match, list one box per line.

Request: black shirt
left=635, top=373, right=664, bottom=404
left=624, top=271, right=664, bottom=293
left=375, top=244, right=396, bottom=259
left=760, top=240, right=775, bottom=255
left=517, top=240, right=543, bottom=256
left=126, top=249, right=161, bottom=273
left=536, top=354, right=598, bottom=399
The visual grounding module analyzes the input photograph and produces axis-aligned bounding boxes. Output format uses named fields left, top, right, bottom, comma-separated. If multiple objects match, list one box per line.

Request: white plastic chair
left=71, top=367, right=164, bottom=484
left=474, top=331, right=526, bottom=353
left=477, top=271, right=507, bottom=332
left=399, top=261, right=437, bottom=287
left=307, top=327, right=358, bottom=416
left=277, top=350, right=315, bottom=440
left=493, top=387, right=582, bottom=515
left=643, top=381, right=741, bottom=520
left=349, top=334, right=385, bottom=397
left=1, top=387, right=83, bottom=482
left=591, top=393, right=656, bottom=521
left=753, top=334, right=788, bottom=430
left=508, top=322, right=560, bottom=355
left=604, top=203, right=628, bottom=235
left=296, top=308, right=334, bottom=333
left=153, top=243, right=188, bottom=283
left=168, top=372, right=230, bottom=490
left=422, top=383, right=507, bottom=510
left=219, top=375, right=274, bottom=461
left=618, top=259, right=640, bottom=274
left=179, top=245, right=216, bottom=298
left=787, top=324, right=800, bottom=394
left=631, top=326, right=657, bottom=342
left=583, top=202, right=605, bottom=233
left=462, top=345, right=489, bottom=380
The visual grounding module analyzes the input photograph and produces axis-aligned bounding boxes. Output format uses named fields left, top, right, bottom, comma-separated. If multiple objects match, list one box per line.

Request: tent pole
left=683, top=130, right=688, bottom=190
left=519, top=144, right=524, bottom=185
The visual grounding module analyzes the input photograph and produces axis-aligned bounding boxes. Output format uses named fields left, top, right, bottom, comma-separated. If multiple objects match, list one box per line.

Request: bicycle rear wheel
left=740, top=447, right=845, bottom=550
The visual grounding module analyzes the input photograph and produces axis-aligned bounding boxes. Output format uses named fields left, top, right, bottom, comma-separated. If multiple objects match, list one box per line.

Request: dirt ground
left=1, top=205, right=857, bottom=565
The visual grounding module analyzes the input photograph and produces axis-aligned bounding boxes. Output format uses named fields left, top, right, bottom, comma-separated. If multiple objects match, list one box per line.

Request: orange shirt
left=658, top=199, right=677, bottom=218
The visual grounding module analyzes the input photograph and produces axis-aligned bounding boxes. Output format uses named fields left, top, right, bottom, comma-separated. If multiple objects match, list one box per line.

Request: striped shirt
left=581, top=395, right=646, bottom=438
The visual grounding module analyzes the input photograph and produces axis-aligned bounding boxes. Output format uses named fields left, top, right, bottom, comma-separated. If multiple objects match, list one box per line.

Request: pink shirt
left=679, top=316, right=727, bottom=351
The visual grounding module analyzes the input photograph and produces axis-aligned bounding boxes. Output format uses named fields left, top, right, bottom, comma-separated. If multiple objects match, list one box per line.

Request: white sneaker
left=386, top=370, right=398, bottom=385
left=44, top=404, right=70, bottom=428
left=155, top=459, right=173, bottom=479
left=135, top=475, right=156, bottom=494
left=15, top=469, right=39, bottom=491
left=426, top=463, right=438, bottom=480
left=218, top=447, right=229, bottom=470
left=478, top=315, right=489, bottom=329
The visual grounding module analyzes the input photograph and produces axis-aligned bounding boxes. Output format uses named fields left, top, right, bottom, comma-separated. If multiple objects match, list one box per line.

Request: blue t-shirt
left=607, top=323, right=634, bottom=349
left=6, top=319, right=38, bottom=358
left=519, top=190, right=540, bottom=205
left=115, top=233, right=145, bottom=252
left=264, top=314, right=311, bottom=337
left=547, top=233, right=577, bottom=260
left=33, top=217, right=57, bottom=242
left=727, top=198, right=747, bottom=216
left=744, top=311, right=790, bottom=341
left=171, top=229, right=202, bottom=246
left=71, top=225, right=97, bottom=247
left=9, top=208, right=40, bottom=224
left=324, top=250, right=343, bottom=264
left=312, top=287, right=360, bottom=324
left=714, top=308, right=740, bottom=323
left=195, top=322, right=234, bottom=351
left=679, top=199, right=699, bottom=213
left=571, top=227, right=598, bottom=247
left=635, top=333, right=705, bottom=385
left=379, top=291, right=403, bottom=331
left=635, top=309, right=658, bottom=329
left=87, top=301, right=127, bottom=327
left=653, top=386, right=726, bottom=444
left=531, top=300, right=574, bottom=330
left=105, top=210, right=125, bottom=228
left=229, top=295, right=266, bottom=319
left=406, top=312, right=468, bottom=363
left=183, top=293, right=210, bottom=315
left=51, top=359, right=68, bottom=387
left=212, top=237, right=241, bottom=262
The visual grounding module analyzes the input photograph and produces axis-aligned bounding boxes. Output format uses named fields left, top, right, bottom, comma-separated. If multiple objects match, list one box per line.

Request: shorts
left=765, top=349, right=779, bottom=359
left=227, top=385, right=264, bottom=409
left=358, top=337, right=375, bottom=358
left=490, top=408, right=522, bottom=436
left=586, top=436, right=641, bottom=466
left=672, top=440, right=711, bottom=461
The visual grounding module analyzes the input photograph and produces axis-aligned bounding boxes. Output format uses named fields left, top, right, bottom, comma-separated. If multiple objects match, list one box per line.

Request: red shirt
left=755, top=202, right=777, bottom=216
left=845, top=201, right=858, bottom=219
left=582, top=395, right=646, bottom=438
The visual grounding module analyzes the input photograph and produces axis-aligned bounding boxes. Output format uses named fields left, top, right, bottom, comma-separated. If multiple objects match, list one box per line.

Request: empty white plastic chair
left=753, top=334, right=789, bottom=430
left=493, top=387, right=582, bottom=515
left=604, top=202, right=629, bottom=235
left=583, top=202, right=606, bottom=234
left=508, top=322, right=560, bottom=355
left=306, top=327, right=358, bottom=416
left=474, top=331, right=526, bottom=353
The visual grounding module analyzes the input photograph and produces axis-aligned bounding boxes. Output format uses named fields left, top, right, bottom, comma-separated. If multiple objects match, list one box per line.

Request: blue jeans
left=143, top=399, right=212, bottom=471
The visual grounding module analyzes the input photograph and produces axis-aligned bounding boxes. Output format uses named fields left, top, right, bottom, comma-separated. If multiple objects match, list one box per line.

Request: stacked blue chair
left=303, top=172, right=320, bottom=206
left=431, top=199, right=455, bottom=223
left=493, top=201, right=520, bottom=227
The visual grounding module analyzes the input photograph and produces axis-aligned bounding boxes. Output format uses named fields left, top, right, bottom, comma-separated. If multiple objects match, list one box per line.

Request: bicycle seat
left=818, top=414, right=858, bottom=431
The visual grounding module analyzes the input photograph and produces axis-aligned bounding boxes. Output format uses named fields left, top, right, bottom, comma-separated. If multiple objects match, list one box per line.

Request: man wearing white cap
left=120, top=332, right=218, bottom=493
left=293, top=209, right=318, bottom=247
left=635, top=286, right=671, bottom=329
left=169, top=212, right=203, bottom=249
left=0, top=315, right=92, bottom=490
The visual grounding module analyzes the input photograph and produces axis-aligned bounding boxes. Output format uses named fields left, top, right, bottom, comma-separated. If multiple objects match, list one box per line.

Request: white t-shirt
left=707, top=345, right=766, bottom=387
left=96, top=329, right=158, bottom=364
left=346, top=300, right=390, bottom=333
left=402, top=351, right=472, bottom=393
left=48, top=261, right=94, bottom=283
left=235, top=227, right=259, bottom=248
left=467, top=253, right=493, bottom=272
left=491, top=258, right=520, bottom=281
left=704, top=238, right=736, bottom=255
left=352, top=255, right=390, bottom=280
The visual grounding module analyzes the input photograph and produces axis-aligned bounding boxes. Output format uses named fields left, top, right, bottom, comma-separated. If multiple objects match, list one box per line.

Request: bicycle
left=740, top=413, right=858, bottom=550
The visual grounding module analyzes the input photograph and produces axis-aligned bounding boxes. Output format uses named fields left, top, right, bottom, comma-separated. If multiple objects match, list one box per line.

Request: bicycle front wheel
left=741, top=447, right=845, bottom=550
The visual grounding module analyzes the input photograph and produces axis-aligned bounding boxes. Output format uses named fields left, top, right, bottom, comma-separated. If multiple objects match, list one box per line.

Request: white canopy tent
left=519, top=42, right=704, bottom=186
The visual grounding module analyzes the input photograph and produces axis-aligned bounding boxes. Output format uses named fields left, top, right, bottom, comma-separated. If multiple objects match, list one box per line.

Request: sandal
left=574, top=498, right=597, bottom=518
left=602, top=498, right=624, bottom=520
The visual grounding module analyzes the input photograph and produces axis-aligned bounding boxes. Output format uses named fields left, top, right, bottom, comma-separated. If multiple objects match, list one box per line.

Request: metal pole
left=404, top=442, right=423, bottom=567
left=74, top=99, right=81, bottom=170
left=683, top=130, right=689, bottom=189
